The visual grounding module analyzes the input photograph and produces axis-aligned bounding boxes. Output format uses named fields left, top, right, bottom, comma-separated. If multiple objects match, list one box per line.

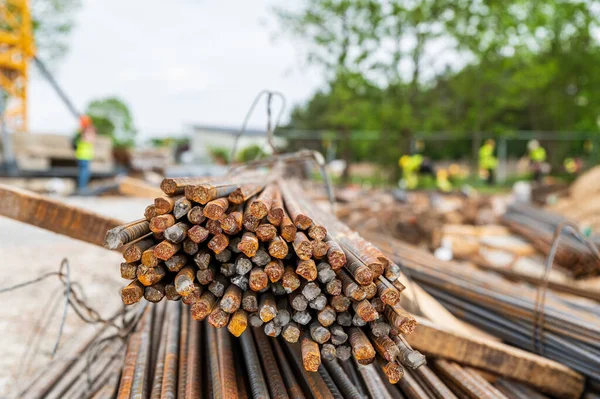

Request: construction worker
left=399, top=154, right=421, bottom=189
left=527, top=140, right=547, bottom=183
left=564, top=157, right=582, bottom=175
left=436, top=169, right=452, bottom=192
left=479, top=139, right=498, bottom=185
left=74, top=115, right=96, bottom=192
left=399, top=152, right=437, bottom=190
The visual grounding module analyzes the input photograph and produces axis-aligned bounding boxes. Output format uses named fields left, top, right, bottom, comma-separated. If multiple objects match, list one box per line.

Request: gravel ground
left=0, top=196, right=149, bottom=397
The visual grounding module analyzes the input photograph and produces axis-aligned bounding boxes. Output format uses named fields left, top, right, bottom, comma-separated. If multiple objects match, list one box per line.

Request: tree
left=31, top=0, right=82, bottom=61
left=275, top=0, right=600, bottom=180
left=85, top=97, right=137, bottom=148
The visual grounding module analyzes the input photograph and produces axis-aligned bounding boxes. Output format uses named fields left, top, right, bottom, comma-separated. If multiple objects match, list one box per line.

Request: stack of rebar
left=113, top=301, right=559, bottom=399
left=364, top=232, right=600, bottom=386
left=503, top=203, right=600, bottom=278
left=106, top=176, right=418, bottom=380
left=28, top=300, right=553, bottom=399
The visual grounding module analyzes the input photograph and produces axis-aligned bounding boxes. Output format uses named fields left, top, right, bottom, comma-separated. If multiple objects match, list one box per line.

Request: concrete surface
left=0, top=196, right=149, bottom=397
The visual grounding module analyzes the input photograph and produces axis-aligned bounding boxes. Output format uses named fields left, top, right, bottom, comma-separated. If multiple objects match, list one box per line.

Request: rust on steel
left=203, top=197, right=230, bottom=220
left=249, top=184, right=277, bottom=219
left=144, top=204, right=158, bottom=221
left=264, top=259, right=285, bottom=283
left=160, top=302, right=181, bottom=399
left=308, top=224, right=327, bottom=241
left=229, top=183, right=263, bottom=204
left=149, top=214, right=175, bottom=234
left=117, top=328, right=142, bottom=398
left=154, top=240, right=181, bottom=261
left=267, top=186, right=284, bottom=226
left=216, top=327, right=240, bottom=399
left=0, top=184, right=125, bottom=248
left=325, top=239, right=346, bottom=270
left=186, top=182, right=239, bottom=204
left=154, top=195, right=180, bottom=215
left=187, top=206, right=206, bottom=225
left=268, top=236, right=289, bottom=259
left=385, top=303, right=417, bottom=335
left=301, top=337, right=321, bottom=372
left=344, top=250, right=374, bottom=286
left=279, top=182, right=313, bottom=230
left=256, top=223, right=277, bottom=242
left=123, top=235, right=154, bottom=262
left=190, top=292, right=217, bottom=321
left=228, top=309, right=249, bottom=337
left=293, top=232, right=313, bottom=260
left=238, top=232, right=259, bottom=257
left=184, top=318, right=202, bottom=399
left=177, top=309, right=190, bottom=398
left=349, top=327, right=376, bottom=365
left=161, top=176, right=213, bottom=195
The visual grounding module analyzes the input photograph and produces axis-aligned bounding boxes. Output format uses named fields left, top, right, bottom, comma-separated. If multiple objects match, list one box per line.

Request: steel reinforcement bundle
left=503, top=202, right=600, bottom=278
left=105, top=176, right=419, bottom=383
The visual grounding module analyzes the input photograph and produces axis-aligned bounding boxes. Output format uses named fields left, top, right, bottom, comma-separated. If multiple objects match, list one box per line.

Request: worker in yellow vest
left=564, top=157, right=582, bottom=175
left=479, top=139, right=498, bottom=185
left=399, top=153, right=438, bottom=190
left=74, top=115, right=96, bottom=191
left=527, top=140, right=547, bottom=183
left=436, top=169, right=452, bottom=192
left=399, top=154, right=422, bottom=189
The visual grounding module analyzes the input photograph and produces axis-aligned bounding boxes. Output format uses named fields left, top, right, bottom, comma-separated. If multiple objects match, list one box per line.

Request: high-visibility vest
left=479, top=144, right=497, bottom=170
left=530, top=147, right=546, bottom=162
left=76, top=139, right=94, bottom=161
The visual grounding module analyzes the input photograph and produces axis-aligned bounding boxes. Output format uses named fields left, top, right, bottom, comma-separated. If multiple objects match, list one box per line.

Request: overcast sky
left=29, top=0, right=322, bottom=138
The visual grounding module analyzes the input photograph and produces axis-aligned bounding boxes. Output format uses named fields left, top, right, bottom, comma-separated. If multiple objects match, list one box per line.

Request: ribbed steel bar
left=217, top=326, right=240, bottom=399
left=178, top=308, right=190, bottom=397
left=207, top=324, right=224, bottom=399
left=252, top=328, right=289, bottom=399
left=161, top=302, right=181, bottom=399
left=323, top=359, right=363, bottom=399
left=239, top=328, right=270, bottom=399
left=270, top=339, right=307, bottom=399
left=185, top=320, right=202, bottom=399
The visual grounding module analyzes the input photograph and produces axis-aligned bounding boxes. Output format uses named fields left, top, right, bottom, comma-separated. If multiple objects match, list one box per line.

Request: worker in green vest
left=479, top=139, right=498, bottom=185
left=527, top=140, right=547, bottom=183
left=73, top=115, right=96, bottom=192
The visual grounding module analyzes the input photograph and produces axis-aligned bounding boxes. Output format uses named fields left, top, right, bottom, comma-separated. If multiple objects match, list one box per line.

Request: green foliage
left=85, top=97, right=137, bottom=149
left=208, top=146, right=230, bottom=164
left=31, top=0, right=82, bottom=61
left=236, top=145, right=266, bottom=163
left=275, top=0, right=600, bottom=182
left=150, top=137, right=188, bottom=148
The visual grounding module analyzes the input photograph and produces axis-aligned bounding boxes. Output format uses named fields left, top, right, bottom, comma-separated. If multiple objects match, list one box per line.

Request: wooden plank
left=405, top=316, right=585, bottom=399
left=399, top=278, right=499, bottom=342
left=118, top=176, right=163, bottom=199
left=0, top=183, right=123, bottom=247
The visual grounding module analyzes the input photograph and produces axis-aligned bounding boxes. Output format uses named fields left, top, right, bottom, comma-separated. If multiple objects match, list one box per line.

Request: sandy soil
left=0, top=196, right=149, bottom=397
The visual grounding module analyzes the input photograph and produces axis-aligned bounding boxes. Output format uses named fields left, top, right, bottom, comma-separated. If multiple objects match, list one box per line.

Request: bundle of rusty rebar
left=503, top=203, right=600, bottom=278
left=69, top=301, right=551, bottom=399
left=106, top=176, right=418, bottom=379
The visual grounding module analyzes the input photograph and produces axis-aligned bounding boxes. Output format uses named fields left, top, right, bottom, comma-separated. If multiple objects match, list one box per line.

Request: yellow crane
left=0, top=0, right=36, bottom=133
left=1, top=0, right=91, bottom=176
